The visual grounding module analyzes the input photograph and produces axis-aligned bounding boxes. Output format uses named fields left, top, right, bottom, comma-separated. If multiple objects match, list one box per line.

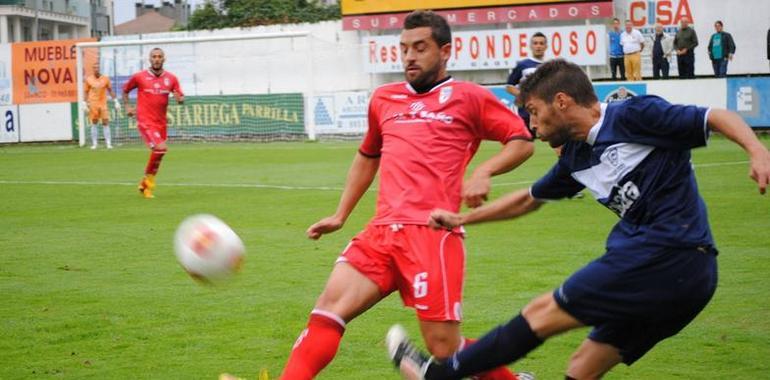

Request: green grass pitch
left=1, top=136, right=769, bottom=379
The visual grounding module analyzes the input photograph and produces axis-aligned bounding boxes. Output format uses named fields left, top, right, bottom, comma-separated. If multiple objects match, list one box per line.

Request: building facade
left=0, top=0, right=93, bottom=42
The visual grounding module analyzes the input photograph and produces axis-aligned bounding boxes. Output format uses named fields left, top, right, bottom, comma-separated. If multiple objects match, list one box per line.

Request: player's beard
left=546, top=128, right=571, bottom=148
left=406, top=61, right=441, bottom=92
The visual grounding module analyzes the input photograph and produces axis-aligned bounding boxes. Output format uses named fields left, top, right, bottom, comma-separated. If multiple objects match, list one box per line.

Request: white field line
left=0, top=179, right=343, bottom=191
left=0, top=161, right=750, bottom=190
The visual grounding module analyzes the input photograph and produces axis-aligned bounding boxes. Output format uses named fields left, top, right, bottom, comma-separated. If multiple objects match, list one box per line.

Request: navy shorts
left=553, top=245, right=718, bottom=364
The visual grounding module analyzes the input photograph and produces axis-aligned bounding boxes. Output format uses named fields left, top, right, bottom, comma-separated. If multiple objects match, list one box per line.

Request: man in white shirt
left=620, top=20, right=645, bottom=81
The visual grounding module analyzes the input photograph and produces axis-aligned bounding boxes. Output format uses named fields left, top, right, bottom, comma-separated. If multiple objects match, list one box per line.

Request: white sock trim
left=310, top=309, right=346, bottom=329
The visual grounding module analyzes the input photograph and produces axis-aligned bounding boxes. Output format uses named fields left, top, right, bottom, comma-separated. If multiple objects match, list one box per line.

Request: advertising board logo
left=629, top=0, right=694, bottom=28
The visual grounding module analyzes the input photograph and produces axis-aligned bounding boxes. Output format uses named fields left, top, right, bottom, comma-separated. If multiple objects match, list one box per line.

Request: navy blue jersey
left=531, top=95, right=714, bottom=252
left=507, top=58, right=544, bottom=122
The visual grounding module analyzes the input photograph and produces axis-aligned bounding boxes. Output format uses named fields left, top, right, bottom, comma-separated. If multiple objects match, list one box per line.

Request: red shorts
left=338, top=224, right=466, bottom=322
left=138, top=123, right=167, bottom=148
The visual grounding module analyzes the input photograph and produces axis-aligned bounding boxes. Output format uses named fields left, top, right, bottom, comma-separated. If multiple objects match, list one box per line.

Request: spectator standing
left=652, top=23, right=674, bottom=79
left=620, top=20, right=645, bottom=81
left=707, top=21, right=736, bottom=78
left=608, top=18, right=626, bottom=80
left=674, top=17, right=698, bottom=79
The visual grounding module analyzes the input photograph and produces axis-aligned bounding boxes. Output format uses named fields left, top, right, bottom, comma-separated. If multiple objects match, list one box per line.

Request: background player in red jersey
left=122, top=48, right=184, bottom=199
left=278, top=11, right=534, bottom=380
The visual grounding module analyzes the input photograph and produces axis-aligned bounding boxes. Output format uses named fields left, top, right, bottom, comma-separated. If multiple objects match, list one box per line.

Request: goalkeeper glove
left=81, top=101, right=89, bottom=112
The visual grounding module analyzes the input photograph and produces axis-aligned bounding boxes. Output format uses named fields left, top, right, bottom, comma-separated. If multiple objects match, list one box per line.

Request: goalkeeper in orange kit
left=83, top=62, right=120, bottom=149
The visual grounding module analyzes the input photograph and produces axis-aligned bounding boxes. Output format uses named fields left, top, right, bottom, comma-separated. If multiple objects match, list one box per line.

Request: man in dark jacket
left=674, top=17, right=698, bottom=78
left=707, top=21, right=736, bottom=78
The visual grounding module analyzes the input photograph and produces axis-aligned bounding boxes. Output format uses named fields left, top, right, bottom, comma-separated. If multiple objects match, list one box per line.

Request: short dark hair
left=403, top=10, right=452, bottom=47
left=612, top=17, right=620, bottom=22
left=519, top=59, right=598, bottom=107
left=715, top=20, right=723, bottom=27
left=150, top=47, right=164, bottom=56
left=531, top=32, right=547, bottom=43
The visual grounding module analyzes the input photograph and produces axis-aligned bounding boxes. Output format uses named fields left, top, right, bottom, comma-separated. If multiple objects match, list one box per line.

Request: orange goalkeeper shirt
left=85, top=75, right=111, bottom=106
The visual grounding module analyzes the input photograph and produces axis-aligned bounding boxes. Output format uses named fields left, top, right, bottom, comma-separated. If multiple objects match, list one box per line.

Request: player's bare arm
left=463, top=139, right=534, bottom=208
left=174, top=91, right=184, bottom=105
left=430, top=188, right=542, bottom=229
left=122, top=91, right=134, bottom=117
left=707, top=109, right=770, bottom=194
left=307, top=153, right=380, bottom=240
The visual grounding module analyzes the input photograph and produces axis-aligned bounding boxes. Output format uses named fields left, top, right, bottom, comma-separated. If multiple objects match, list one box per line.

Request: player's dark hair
left=612, top=17, right=620, bottom=22
left=150, top=47, right=164, bottom=55
left=403, top=10, right=452, bottom=47
left=519, top=59, right=598, bottom=107
left=715, top=20, right=723, bottom=27
left=532, top=32, right=547, bottom=43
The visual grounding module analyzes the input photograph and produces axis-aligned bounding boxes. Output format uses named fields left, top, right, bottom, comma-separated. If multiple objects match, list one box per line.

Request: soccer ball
left=174, top=214, right=245, bottom=283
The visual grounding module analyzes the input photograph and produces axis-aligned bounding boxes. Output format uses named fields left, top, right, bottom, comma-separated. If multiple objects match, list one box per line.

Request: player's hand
left=749, top=149, right=770, bottom=195
left=307, top=216, right=344, bottom=240
left=428, top=209, right=463, bottom=230
left=80, top=101, right=89, bottom=112
left=113, top=99, right=121, bottom=111
left=125, top=105, right=135, bottom=117
left=462, top=174, right=491, bottom=208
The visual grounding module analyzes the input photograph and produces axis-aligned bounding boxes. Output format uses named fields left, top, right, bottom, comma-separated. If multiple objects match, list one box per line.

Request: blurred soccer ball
left=174, top=214, right=245, bottom=283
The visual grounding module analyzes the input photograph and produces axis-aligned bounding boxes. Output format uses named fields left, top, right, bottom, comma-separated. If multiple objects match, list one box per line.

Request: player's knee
left=521, top=292, right=553, bottom=320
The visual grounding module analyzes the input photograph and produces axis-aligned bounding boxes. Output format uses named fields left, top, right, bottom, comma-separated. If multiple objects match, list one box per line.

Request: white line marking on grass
left=0, top=161, right=750, bottom=191
left=693, top=160, right=748, bottom=168
left=0, top=180, right=343, bottom=191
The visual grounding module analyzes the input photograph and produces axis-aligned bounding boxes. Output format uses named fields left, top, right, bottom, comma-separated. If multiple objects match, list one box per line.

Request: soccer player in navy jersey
left=506, top=32, right=547, bottom=136
left=387, top=59, right=770, bottom=380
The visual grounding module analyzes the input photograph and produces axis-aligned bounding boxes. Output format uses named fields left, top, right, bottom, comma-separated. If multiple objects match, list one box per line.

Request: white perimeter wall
left=18, top=103, right=72, bottom=142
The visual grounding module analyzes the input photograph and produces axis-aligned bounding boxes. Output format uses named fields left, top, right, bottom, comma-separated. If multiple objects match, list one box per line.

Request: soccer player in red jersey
left=122, top=47, right=184, bottom=198
left=279, top=11, right=534, bottom=380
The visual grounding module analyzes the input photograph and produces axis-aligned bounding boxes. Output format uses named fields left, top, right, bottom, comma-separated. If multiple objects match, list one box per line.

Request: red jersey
left=123, top=70, right=182, bottom=128
left=360, top=78, right=531, bottom=225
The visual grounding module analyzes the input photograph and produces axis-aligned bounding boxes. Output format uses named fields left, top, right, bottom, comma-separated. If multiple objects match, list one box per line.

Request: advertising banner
left=341, top=0, right=604, bottom=15
left=12, top=38, right=96, bottom=104
left=593, top=83, right=647, bottom=103
left=365, top=25, right=607, bottom=73
left=343, top=2, right=612, bottom=31
left=0, top=44, right=11, bottom=105
left=0, top=105, right=19, bottom=143
left=618, top=0, right=770, bottom=76
left=727, top=78, right=770, bottom=128
left=120, top=93, right=305, bottom=136
left=312, top=91, right=369, bottom=135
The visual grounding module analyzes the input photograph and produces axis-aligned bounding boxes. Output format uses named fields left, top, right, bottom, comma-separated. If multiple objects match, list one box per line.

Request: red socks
left=145, top=148, right=166, bottom=176
left=280, top=310, right=346, bottom=380
left=463, top=337, right=519, bottom=380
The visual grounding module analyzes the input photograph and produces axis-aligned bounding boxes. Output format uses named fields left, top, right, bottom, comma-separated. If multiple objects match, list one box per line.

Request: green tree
left=187, top=0, right=340, bottom=30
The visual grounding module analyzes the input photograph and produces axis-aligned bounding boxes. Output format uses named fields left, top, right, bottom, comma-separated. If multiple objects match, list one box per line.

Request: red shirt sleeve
left=476, top=88, right=531, bottom=142
left=123, top=73, right=138, bottom=94
left=358, top=93, right=383, bottom=157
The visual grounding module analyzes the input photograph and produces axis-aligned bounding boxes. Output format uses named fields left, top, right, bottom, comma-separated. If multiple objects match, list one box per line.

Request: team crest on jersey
left=439, top=86, right=453, bottom=104
left=164, top=78, right=170, bottom=86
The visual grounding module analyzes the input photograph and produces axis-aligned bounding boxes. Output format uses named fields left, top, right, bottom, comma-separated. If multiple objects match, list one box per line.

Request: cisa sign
left=628, top=0, right=694, bottom=27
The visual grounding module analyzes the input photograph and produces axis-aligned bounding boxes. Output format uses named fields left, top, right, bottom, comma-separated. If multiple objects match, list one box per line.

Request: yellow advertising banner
left=341, top=0, right=599, bottom=15
left=12, top=38, right=96, bottom=104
